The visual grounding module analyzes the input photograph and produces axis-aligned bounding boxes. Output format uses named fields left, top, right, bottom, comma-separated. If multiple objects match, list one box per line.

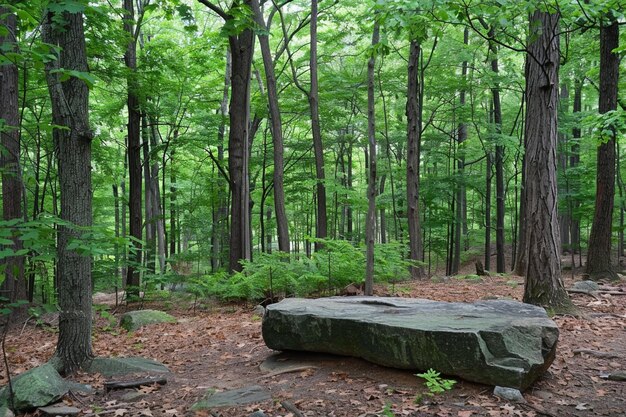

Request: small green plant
left=416, top=368, right=456, bottom=395
left=381, top=403, right=396, bottom=417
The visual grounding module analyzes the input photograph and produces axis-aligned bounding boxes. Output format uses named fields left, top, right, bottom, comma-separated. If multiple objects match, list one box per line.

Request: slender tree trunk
left=558, top=84, right=571, bottom=253
left=485, top=152, right=492, bottom=271
left=452, top=28, right=469, bottom=275
left=586, top=20, right=619, bottom=281
left=250, top=0, right=290, bottom=254
left=521, top=10, right=573, bottom=312
left=227, top=10, right=254, bottom=272
left=406, top=39, right=424, bottom=279
left=211, top=50, right=230, bottom=270
left=0, top=7, right=26, bottom=303
left=124, top=0, right=142, bottom=292
left=310, top=0, right=327, bottom=251
left=365, top=22, right=380, bottom=296
left=142, top=115, right=155, bottom=274
left=42, top=4, right=94, bottom=373
left=570, top=79, right=582, bottom=258
left=488, top=34, right=506, bottom=274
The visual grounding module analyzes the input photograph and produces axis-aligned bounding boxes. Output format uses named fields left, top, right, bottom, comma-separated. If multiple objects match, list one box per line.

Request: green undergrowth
left=185, top=239, right=418, bottom=302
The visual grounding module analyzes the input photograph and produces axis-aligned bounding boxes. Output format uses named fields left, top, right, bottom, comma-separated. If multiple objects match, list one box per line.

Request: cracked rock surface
left=262, top=297, right=559, bottom=390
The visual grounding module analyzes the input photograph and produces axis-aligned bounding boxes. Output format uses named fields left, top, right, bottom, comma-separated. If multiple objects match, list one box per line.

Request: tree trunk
left=452, top=28, right=469, bottom=275
left=365, top=22, right=380, bottom=296
left=406, top=39, right=424, bottom=279
left=142, top=115, right=155, bottom=274
left=488, top=33, right=506, bottom=274
left=586, top=20, right=619, bottom=281
left=227, top=7, right=254, bottom=272
left=124, top=0, right=142, bottom=292
left=251, top=0, right=290, bottom=254
left=558, top=84, right=571, bottom=253
left=570, top=79, right=582, bottom=258
left=0, top=7, right=26, bottom=303
left=521, top=10, right=573, bottom=312
left=310, top=0, right=327, bottom=251
left=485, top=152, right=492, bottom=271
left=42, top=4, right=94, bottom=373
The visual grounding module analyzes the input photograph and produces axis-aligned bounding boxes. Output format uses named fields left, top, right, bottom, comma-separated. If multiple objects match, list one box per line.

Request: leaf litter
left=1, top=271, right=624, bottom=417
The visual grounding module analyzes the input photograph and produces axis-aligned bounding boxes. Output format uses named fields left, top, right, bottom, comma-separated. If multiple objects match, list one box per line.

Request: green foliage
left=416, top=368, right=456, bottom=395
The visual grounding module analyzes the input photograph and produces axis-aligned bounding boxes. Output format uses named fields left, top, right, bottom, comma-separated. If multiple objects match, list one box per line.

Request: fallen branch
left=104, top=377, right=167, bottom=392
left=281, top=400, right=305, bottom=417
left=572, top=349, right=621, bottom=359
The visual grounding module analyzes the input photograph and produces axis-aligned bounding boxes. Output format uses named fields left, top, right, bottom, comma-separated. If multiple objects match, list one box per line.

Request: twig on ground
left=281, top=400, right=305, bottom=417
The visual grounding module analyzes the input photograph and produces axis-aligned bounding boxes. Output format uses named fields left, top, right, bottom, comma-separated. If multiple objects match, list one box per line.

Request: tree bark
left=586, top=20, right=619, bottom=281
left=521, top=10, right=573, bottom=312
left=124, top=0, right=142, bottom=292
left=365, top=22, right=380, bottom=296
left=227, top=2, right=255, bottom=272
left=406, top=39, right=424, bottom=279
left=0, top=7, right=26, bottom=303
left=250, top=0, right=290, bottom=254
left=42, top=3, right=94, bottom=373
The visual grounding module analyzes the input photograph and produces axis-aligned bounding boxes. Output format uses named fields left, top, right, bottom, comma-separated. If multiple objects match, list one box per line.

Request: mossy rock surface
left=85, top=357, right=169, bottom=377
left=263, top=297, right=559, bottom=390
left=119, top=309, right=176, bottom=331
left=0, top=364, right=72, bottom=411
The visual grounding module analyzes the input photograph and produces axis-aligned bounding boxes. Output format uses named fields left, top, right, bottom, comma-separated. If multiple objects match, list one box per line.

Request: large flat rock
left=262, top=297, right=559, bottom=390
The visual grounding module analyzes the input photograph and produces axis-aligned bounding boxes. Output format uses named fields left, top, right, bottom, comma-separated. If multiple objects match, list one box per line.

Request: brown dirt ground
left=1, top=265, right=625, bottom=417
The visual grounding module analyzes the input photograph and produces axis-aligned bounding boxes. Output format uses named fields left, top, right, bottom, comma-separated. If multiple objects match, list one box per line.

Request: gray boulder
left=192, top=386, right=272, bottom=410
left=119, top=310, right=176, bottom=331
left=262, top=297, right=559, bottom=390
left=0, top=364, right=68, bottom=411
left=572, top=280, right=600, bottom=292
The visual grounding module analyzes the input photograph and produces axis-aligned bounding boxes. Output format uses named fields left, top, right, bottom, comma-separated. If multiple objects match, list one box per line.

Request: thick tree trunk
left=124, top=0, right=142, bottom=292
left=365, top=23, right=380, bottom=296
left=586, top=20, right=619, bottom=281
left=0, top=8, right=26, bottom=303
left=521, top=10, right=573, bottom=312
left=42, top=5, right=94, bottom=373
left=227, top=10, right=254, bottom=272
left=406, top=39, right=424, bottom=279
left=251, top=0, right=290, bottom=254
left=310, top=0, right=327, bottom=251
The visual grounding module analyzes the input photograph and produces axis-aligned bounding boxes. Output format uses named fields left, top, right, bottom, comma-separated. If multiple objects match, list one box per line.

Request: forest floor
left=2, top=263, right=626, bottom=417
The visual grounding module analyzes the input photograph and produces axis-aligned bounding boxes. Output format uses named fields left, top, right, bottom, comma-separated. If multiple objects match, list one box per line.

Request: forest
left=1, top=0, right=626, bottom=416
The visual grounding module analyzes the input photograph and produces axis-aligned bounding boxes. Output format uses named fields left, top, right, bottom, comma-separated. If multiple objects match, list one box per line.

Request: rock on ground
left=85, top=357, right=169, bottom=377
left=119, top=310, right=176, bottom=331
left=262, top=297, right=559, bottom=390
left=0, top=363, right=78, bottom=411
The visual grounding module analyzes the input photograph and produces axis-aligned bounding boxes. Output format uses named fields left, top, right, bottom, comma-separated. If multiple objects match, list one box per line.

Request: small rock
left=247, top=412, right=267, bottom=417
left=119, top=310, right=176, bottom=331
left=572, top=280, right=600, bottom=292
left=121, top=392, right=145, bottom=401
left=252, top=305, right=265, bottom=316
left=494, top=386, right=526, bottom=403
left=38, top=405, right=81, bottom=416
left=608, top=371, right=626, bottom=381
